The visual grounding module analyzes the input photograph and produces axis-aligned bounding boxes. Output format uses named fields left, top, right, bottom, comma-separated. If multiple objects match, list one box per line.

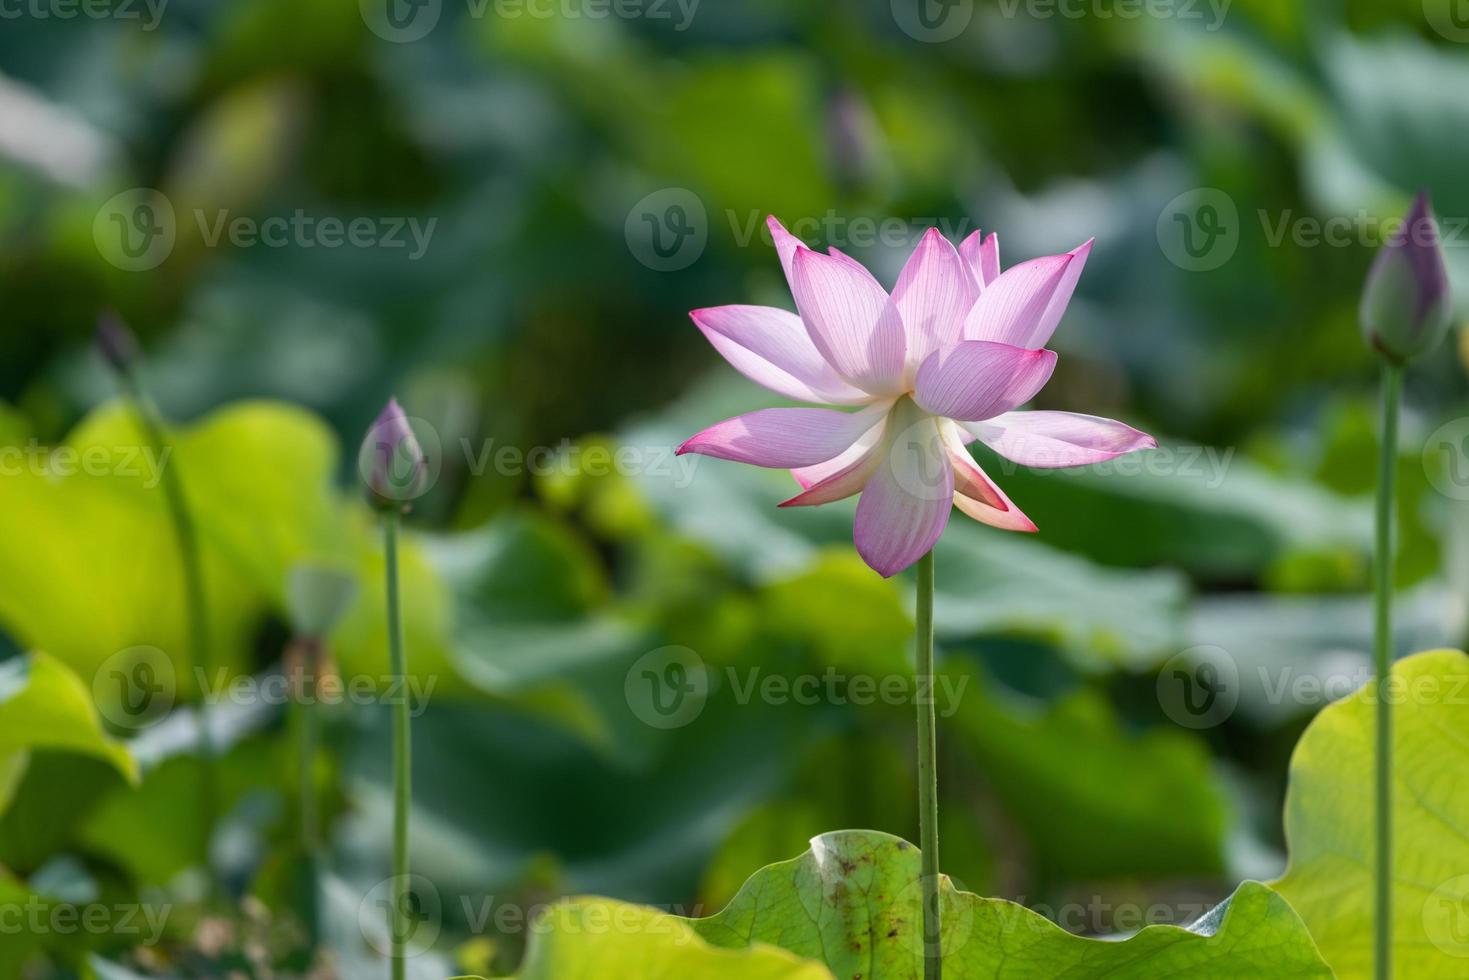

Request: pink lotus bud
left=359, top=398, right=427, bottom=510
left=1361, top=192, right=1452, bottom=363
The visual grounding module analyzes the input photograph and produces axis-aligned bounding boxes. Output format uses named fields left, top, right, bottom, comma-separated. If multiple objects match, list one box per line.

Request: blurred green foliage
left=2, top=0, right=1469, bottom=975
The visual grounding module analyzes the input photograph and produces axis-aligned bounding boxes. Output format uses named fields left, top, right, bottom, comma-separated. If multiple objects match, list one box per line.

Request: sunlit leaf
left=1275, top=648, right=1469, bottom=977
left=0, top=653, right=137, bottom=814
left=492, top=898, right=834, bottom=979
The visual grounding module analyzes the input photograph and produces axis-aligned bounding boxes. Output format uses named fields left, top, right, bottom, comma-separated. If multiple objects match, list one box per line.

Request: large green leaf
left=0, top=404, right=264, bottom=689
left=1275, top=648, right=1469, bottom=977
left=0, top=653, right=136, bottom=814
left=492, top=898, right=833, bottom=979
left=686, top=830, right=1330, bottom=977
left=75, top=732, right=283, bottom=886
left=0, top=399, right=464, bottom=700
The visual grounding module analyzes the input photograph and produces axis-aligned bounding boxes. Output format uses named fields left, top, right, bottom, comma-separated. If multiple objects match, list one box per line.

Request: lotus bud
left=359, top=397, right=427, bottom=510
left=96, top=310, right=140, bottom=374
left=1361, top=192, right=1453, bottom=363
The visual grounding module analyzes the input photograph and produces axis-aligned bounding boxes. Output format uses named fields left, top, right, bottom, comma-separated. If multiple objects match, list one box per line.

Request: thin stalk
left=384, top=512, right=411, bottom=980
left=118, top=371, right=220, bottom=900
left=1374, top=363, right=1401, bottom=980
left=297, top=665, right=319, bottom=854
left=294, top=640, right=321, bottom=943
left=915, top=550, right=941, bottom=979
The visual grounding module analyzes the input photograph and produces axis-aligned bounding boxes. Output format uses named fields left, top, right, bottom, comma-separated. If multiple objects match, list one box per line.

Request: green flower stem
left=916, top=550, right=941, bottom=979
left=118, top=371, right=220, bottom=899
left=296, top=658, right=319, bottom=852
left=293, top=647, right=322, bottom=944
left=1373, top=363, right=1402, bottom=980
left=384, top=511, right=411, bottom=980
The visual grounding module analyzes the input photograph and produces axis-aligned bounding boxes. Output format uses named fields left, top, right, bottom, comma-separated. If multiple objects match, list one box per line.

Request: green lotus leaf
left=0, top=399, right=463, bottom=700
left=1275, top=648, right=1469, bottom=977
left=480, top=829, right=1331, bottom=978
left=690, top=830, right=1330, bottom=978
left=473, top=898, right=835, bottom=979
left=0, top=653, right=137, bottom=815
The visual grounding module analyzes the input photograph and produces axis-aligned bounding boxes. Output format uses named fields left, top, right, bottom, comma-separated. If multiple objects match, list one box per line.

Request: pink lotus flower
left=677, top=217, right=1156, bottom=577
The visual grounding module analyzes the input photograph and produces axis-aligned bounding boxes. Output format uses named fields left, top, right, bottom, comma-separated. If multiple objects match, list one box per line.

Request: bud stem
left=915, top=549, right=942, bottom=979
left=292, top=638, right=323, bottom=945
left=1373, top=363, right=1400, bottom=980
left=109, top=365, right=222, bottom=906
left=384, top=511, right=412, bottom=980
